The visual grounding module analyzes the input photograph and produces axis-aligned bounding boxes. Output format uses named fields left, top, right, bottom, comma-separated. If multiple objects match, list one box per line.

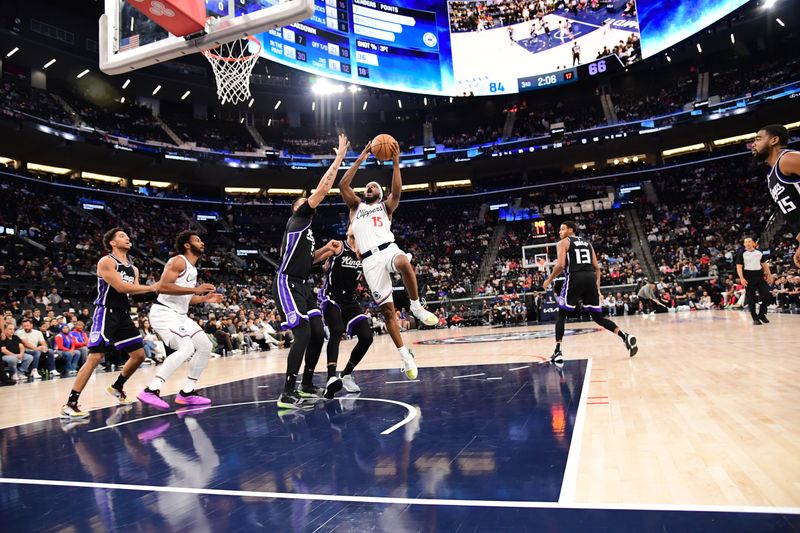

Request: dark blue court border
left=0, top=360, right=797, bottom=531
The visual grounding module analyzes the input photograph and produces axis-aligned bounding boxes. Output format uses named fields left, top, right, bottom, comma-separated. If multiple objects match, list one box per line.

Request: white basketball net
left=202, top=37, right=261, bottom=105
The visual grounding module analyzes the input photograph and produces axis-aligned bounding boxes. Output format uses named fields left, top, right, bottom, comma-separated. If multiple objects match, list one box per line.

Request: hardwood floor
left=1, top=310, right=798, bottom=508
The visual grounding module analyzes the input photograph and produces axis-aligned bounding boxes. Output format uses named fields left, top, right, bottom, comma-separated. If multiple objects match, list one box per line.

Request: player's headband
left=366, top=181, right=383, bottom=201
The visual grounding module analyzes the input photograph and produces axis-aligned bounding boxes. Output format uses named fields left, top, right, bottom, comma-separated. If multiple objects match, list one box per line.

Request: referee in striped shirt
left=735, top=237, right=774, bottom=325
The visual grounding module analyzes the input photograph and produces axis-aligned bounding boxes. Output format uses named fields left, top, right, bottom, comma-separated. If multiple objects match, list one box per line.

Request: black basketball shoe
left=623, top=333, right=638, bottom=357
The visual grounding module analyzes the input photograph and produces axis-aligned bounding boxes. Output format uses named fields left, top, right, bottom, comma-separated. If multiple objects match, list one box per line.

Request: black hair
left=102, top=227, right=126, bottom=250
left=760, top=124, right=789, bottom=146
left=175, top=230, right=200, bottom=254
left=562, top=220, right=578, bottom=233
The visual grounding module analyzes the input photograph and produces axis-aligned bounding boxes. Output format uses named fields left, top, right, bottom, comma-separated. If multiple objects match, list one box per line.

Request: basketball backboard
left=522, top=242, right=558, bottom=275
left=99, top=0, right=314, bottom=75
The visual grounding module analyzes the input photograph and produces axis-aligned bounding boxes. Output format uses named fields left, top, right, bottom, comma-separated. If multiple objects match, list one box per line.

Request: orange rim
left=202, top=35, right=262, bottom=63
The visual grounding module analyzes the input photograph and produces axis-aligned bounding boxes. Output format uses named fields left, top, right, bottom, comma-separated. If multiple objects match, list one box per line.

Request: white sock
left=410, top=299, right=422, bottom=311
left=398, top=345, right=410, bottom=357
left=182, top=377, right=198, bottom=394
left=148, top=376, right=166, bottom=391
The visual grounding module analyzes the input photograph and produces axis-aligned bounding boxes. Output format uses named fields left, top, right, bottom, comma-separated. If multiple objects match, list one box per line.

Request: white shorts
left=361, top=243, right=408, bottom=306
left=148, top=304, right=203, bottom=350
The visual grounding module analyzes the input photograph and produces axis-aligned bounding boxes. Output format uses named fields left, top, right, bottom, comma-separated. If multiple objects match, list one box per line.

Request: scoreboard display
left=245, top=0, right=748, bottom=96
left=258, top=0, right=453, bottom=94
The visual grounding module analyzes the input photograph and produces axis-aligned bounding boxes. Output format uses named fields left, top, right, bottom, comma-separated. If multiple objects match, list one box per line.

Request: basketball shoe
left=623, top=333, right=638, bottom=357
left=323, top=376, right=343, bottom=399
left=105, top=385, right=136, bottom=405
left=400, top=348, right=418, bottom=380
left=550, top=346, right=564, bottom=365
left=410, top=301, right=438, bottom=326
left=341, top=373, right=361, bottom=393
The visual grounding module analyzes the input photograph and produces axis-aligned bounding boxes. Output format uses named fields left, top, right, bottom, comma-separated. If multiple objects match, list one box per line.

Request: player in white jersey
left=339, top=141, right=438, bottom=380
left=138, top=231, right=222, bottom=409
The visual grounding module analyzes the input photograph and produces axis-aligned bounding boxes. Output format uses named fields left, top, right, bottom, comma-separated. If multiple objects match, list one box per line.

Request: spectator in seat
left=31, top=308, right=44, bottom=329
left=69, top=321, right=90, bottom=368
left=55, top=325, right=80, bottom=375
left=16, top=318, right=51, bottom=378
left=38, top=321, right=59, bottom=376
left=78, top=308, right=93, bottom=329
left=1, top=323, right=34, bottom=380
left=46, top=287, right=63, bottom=307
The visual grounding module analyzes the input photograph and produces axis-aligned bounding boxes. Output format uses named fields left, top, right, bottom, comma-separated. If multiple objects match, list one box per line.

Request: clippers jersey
left=94, top=254, right=135, bottom=309
left=565, top=236, right=595, bottom=274
left=322, top=242, right=362, bottom=299
left=279, top=202, right=316, bottom=280
left=156, top=255, right=197, bottom=314
left=767, top=149, right=800, bottom=221
left=351, top=201, right=394, bottom=254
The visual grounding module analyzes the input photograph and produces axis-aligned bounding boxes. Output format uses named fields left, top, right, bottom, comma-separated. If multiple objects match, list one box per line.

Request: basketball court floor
left=0, top=311, right=798, bottom=531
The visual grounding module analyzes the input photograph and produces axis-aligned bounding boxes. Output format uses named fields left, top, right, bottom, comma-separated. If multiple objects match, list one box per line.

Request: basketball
left=370, top=134, right=397, bottom=161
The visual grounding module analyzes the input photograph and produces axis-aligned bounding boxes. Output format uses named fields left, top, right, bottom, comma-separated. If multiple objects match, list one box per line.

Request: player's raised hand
left=390, top=142, right=400, bottom=165
left=335, top=133, right=350, bottom=158
left=358, top=141, right=372, bottom=162
left=196, top=283, right=216, bottom=294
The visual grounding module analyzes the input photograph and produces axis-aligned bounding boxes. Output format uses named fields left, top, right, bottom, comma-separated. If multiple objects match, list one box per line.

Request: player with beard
left=338, top=142, right=438, bottom=380
left=138, top=231, right=222, bottom=409
left=61, top=228, right=160, bottom=419
left=752, top=124, right=800, bottom=268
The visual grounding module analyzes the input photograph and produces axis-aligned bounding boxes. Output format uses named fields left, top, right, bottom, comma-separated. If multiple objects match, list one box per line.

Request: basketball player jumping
left=61, top=228, right=160, bottom=419
left=138, top=231, right=223, bottom=409
left=542, top=221, right=638, bottom=364
left=274, top=133, right=349, bottom=409
left=318, top=226, right=374, bottom=396
left=752, top=124, right=800, bottom=268
left=339, top=141, right=438, bottom=380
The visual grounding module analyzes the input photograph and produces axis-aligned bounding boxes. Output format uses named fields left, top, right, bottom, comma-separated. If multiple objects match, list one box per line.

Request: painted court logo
left=416, top=328, right=600, bottom=345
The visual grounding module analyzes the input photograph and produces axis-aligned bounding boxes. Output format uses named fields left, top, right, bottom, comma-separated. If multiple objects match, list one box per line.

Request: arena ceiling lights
left=27, top=162, right=71, bottom=174
left=436, top=179, right=471, bottom=189
left=607, top=155, right=644, bottom=165
left=225, top=187, right=261, bottom=194
left=311, top=78, right=345, bottom=95
left=662, top=144, right=706, bottom=158
left=82, top=171, right=125, bottom=185
left=132, top=179, right=173, bottom=188
left=712, top=132, right=756, bottom=147
left=267, top=188, right=304, bottom=195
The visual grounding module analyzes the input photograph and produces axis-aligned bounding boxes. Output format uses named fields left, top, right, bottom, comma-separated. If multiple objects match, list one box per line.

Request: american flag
left=119, top=34, right=140, bottom=52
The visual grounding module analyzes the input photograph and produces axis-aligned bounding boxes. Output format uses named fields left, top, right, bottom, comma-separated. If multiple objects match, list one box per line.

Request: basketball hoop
left=202, top=35, right=261, bottom=105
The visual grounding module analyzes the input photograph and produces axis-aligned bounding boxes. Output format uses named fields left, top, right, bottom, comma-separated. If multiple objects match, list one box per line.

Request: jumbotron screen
left=252, top=0, right=748, bottom=96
